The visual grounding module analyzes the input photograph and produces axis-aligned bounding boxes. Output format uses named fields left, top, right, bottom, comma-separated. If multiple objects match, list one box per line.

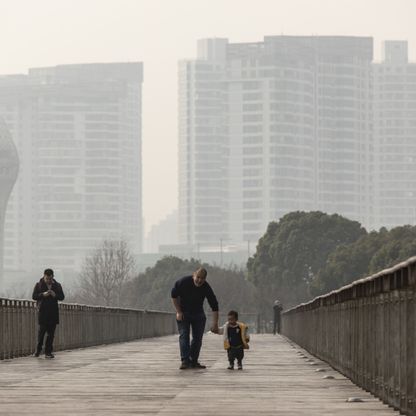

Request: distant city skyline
left=179, top=35, right=375, bottom=248
left=179, top=36, right=416, bottom=250
left=2, top=0, right=416, bottom=232
left=0, top=63, right=143, bottom=274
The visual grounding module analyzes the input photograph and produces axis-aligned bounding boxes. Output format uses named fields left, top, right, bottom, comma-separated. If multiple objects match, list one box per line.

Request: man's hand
left=48, top=290, right=56, bottom=298
left=43, top=291, right=50, bottom=297
left=176, top=312, right=184, bottom=321
left=210, top=324, right=219, bottom=334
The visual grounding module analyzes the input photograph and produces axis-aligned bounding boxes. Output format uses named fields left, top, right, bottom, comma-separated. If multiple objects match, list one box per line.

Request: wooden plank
left=0, top=334, right=398, bottom=415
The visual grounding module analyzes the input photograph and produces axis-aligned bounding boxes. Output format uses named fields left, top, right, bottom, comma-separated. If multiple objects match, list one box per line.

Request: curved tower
left=0, top=118, right=19, bottom=286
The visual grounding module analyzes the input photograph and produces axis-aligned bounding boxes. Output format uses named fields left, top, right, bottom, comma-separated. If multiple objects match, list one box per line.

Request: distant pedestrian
left=171, top=267, right=219, bottom=369
left=218, top=310, right=250, bottom=370
left=273, top=300, right=283, bottom=335
left=32, top=269, right=65, bottom=358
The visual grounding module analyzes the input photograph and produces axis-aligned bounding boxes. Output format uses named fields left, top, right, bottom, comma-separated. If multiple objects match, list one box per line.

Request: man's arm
left=171, top=280, right=184, bottom=321
left=32, top=283, right=47, bottom=301
left=205, top=284, right=219, bottom=333
left=52, top=283, right=65, bottom=301
left=171, top=297, right=183, bottom=321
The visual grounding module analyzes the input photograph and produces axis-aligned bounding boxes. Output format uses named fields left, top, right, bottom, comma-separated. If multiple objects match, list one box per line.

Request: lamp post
left=219, top=238, right=223, bottom=266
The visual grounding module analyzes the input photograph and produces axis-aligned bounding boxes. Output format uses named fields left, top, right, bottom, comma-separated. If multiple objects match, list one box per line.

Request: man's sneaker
left=179, top=360, right=190, bottom=370
left=227, top=364, right=234, bottom=370
left=190, top=361, right=206, bottom=369
left=45, top=353, right=55, bottom=359
left=33, top=351, right=41, bottom=357
left=237, top=363, right=243, bottom=370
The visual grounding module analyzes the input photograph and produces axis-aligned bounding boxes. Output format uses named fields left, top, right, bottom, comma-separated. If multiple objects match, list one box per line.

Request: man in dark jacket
left=273, top=300, right=283, bottom=335
left=171, top=267, right=219, bottom=370
left=32, top=268, right=65, bottom=358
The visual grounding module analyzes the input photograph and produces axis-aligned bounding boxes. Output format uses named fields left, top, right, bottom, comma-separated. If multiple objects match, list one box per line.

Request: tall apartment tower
left=0, top=63, right=143, bottom=275
left=179, top=36, right=373, bottom=248
left=374, top=41, right=416, bottom=228
left=178, top=39, right=228, bottom=246
left=0, top=119, right=19, bottom=285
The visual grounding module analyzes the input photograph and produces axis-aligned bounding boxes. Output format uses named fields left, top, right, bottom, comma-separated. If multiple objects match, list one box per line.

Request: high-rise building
left=374, top=41, right=416, bottom=229
left=144, top=210, right=179, bottom=253
left=0, top=63, right=143, bottom=275
left=0, top=118, right=19, bottom=285
left=179, top=36, right=373, bottom=248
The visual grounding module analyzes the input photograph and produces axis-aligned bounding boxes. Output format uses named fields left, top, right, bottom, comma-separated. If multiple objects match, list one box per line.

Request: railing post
left=0, top=299, right=4, bottom=359
left=406, top=265, right=415, bottom=415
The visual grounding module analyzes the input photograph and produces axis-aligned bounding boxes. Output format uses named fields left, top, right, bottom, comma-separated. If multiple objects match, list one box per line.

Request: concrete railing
left=282, top=256, right=416, bottom=416
left=0, top=299, right=176, bottom=360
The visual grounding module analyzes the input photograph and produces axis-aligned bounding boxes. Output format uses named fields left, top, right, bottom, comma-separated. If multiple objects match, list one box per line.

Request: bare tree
left=77, top=240, right=135, bottom=307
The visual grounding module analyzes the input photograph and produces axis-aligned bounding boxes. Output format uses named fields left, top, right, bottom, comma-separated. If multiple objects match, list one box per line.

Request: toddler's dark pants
left=227, top=346, right=244, bottom=365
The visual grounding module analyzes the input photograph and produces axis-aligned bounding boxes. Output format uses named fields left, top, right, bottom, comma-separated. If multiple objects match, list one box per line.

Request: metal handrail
left=282, top=256, right=416, bottom=416
left=0, top=298, right=176, bottom=360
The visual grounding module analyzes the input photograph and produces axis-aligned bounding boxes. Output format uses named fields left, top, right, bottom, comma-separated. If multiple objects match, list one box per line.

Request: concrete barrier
left=282, top=256, right=416, bottom=416
left=0, top=299, right=176, bottom=359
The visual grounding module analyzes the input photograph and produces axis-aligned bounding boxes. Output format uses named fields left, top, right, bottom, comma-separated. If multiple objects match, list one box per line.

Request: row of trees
left=247, top=211, right=416, bottom=313
left=313, top=225, right=416, bottom=293
left=71, top=244, right=259, bottom=315
left=71, top=211, right=416, bottom=318
left=124, top=257, right=259, bottom=314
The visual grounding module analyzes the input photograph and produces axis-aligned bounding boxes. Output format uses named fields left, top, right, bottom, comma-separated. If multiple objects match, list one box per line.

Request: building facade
left=0, top=119, right=19, bottom=285
left=373, top=41, right=416, bottom=229
left=179, top=36, right=373, bottom=248
left=144, top=210, right=179, bottom=253
left=0, top=63, right=143, bottom=275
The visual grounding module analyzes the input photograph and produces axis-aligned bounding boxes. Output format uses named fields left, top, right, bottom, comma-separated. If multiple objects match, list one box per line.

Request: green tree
left=313, top=225, right=416, bottom=295
left=311, top=230, right=387, bottom=294
left=247, top=211, right=366, bottom=310
left=369, top=226, right=416, bottom=273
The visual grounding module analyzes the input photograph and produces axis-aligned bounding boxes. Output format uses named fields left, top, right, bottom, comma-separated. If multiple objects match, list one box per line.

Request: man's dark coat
left=32, top=279, right=65, bottom=325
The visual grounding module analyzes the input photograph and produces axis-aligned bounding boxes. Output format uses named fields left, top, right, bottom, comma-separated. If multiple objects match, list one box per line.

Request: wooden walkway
left=0, top=334, right=398, bottom=415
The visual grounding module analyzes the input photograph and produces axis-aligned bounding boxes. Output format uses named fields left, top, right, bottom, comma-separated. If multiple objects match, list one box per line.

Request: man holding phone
left=32, top=268, right=65, bottom=358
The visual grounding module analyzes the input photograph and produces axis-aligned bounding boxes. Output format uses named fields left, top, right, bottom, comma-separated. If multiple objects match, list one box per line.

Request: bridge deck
left=0, top=334, right=397, bottom=415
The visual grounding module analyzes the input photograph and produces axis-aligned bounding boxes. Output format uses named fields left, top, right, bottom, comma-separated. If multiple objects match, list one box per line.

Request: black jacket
left=273, top=304, right=283, bottom=319
left=171, top=275, right=219, bottom=314
left=32, top=278, right=65, bottom=325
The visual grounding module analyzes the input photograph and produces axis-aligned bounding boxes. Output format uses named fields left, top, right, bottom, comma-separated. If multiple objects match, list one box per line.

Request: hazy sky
left=1, top=0, right=415, bottom=233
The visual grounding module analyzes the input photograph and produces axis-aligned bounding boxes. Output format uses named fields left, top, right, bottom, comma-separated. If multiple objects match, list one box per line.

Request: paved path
left=0, top=334, right=397, bottom=415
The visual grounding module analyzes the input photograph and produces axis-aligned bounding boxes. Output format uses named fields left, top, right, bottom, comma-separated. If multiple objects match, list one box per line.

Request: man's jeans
left=36, top=323, right=56, bottom=355
left=177, top=312, right=206, bottom=363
